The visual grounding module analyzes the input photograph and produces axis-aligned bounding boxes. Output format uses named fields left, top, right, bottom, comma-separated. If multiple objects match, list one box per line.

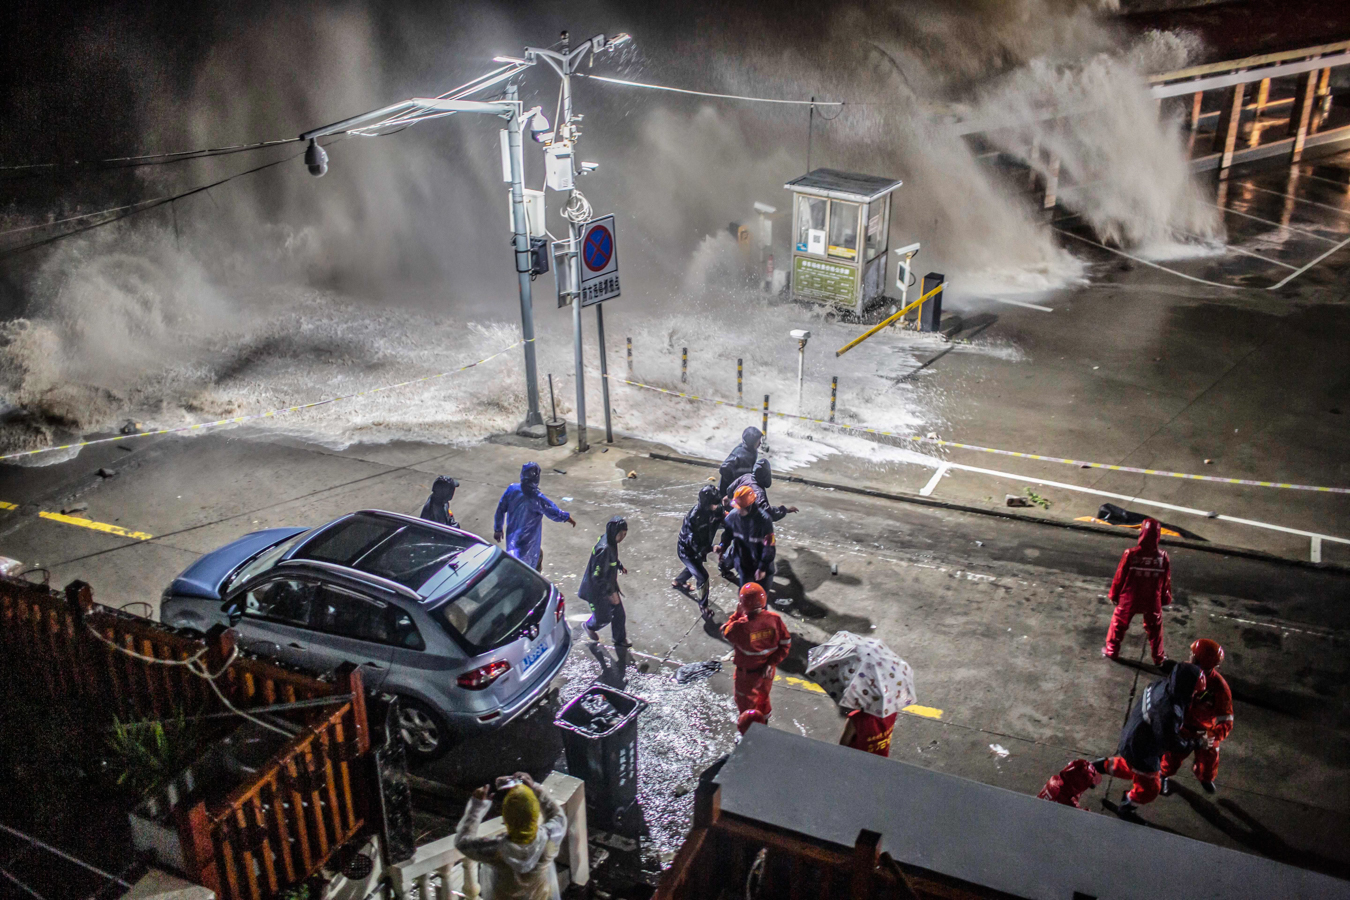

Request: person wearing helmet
left=456, top=771, right=568, bottom=900
left=1101, top=518, right=1173, bottom=666
left=1037, top=759, right=1103, bottom=809
left=1160, top=639, right=1233, bottom=795
left=726, top=458, right=798, bottom=522
left=717, top=426, right=763, bottom=499
left=717, top=484, right=777, bottom=591
left=722, top=583, right=792, bottom=728
left=420, top=475, right=460, bottom=528
left=673, top=484, right=724, bottom=620
left=493, top=462, right=576, bottom=570
left=579, top=517, right=630, bottom=647
left=1092, top=662, right=1205, bottom=818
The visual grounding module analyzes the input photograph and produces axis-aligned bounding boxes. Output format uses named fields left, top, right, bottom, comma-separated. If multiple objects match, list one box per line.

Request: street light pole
left=504, top=84, right=544, bottom=432
left=523, top=30, right=630, bottom=452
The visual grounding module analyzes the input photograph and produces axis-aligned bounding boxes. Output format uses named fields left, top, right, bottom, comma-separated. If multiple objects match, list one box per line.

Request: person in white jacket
left=455, top=772, right=567, bottom=900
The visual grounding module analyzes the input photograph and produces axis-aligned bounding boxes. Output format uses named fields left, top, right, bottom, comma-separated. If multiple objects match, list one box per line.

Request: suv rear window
left=296, top=514, right=474, bottom=590
left=430, top=554, right=549, bottom=653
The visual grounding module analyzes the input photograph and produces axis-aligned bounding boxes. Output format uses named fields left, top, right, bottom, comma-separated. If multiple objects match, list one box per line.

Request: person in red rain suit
left=839, top=710, right=898, bottom=757
left=1161, top=639, right=1233, bottom=795
left=722, top=583, right=791, bottom=724
left=1038, top=759, right=1102, bottom=808
left=1101, top=518, right=1173, bottom=665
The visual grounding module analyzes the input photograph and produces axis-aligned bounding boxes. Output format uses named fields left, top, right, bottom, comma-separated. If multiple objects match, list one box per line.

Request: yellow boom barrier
left=835, top=282, right=945, bottom=357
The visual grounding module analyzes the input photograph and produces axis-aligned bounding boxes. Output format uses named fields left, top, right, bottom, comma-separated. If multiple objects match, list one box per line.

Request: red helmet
left=1190, top=638, right=1224, bottom=671
left=738, top=582, right=767, bottom=610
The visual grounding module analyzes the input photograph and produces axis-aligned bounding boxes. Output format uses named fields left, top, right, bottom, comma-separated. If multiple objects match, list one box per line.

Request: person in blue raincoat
left=493, top=462, right=575, bottom=570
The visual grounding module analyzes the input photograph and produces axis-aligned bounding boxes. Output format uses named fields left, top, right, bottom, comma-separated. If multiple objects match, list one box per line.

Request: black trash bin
left=555, top=685, right=647, bottom=831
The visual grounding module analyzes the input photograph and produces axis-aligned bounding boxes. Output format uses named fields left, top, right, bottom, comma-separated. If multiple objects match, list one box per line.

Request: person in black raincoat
left=419, top=476, right=460, bottom=528
left=672, top=485, right=723, bottom=620
left=717, top=426, right=763, bottom=499
left=580, top=516, right=630, bottom=647
left=726, top=458, right=797, bottom=523
left=717, top=485, right=777, bottom=591
left=1093, top=662, right=1204, bottom=817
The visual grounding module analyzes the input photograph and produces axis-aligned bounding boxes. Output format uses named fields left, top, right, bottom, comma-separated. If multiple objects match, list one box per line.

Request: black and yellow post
left=830, top=376, right=838, bottom=423
left=681, top=347, right=688, bottom=383
left=626, top=337, right=633, bottom=373
left=737, top=358, right=743, bottom=405
left=761, top=394, right=769, bottom=435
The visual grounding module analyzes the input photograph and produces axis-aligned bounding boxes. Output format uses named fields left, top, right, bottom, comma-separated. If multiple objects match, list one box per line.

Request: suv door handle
left=288, top=642, right=305, bottom=650
left=362, top=661, right=384, bottom=669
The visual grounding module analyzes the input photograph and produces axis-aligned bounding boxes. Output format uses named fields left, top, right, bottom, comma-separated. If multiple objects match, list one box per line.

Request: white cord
left=581, top=73, right=845, bottom=107
left=86, top=620, right=295, bottom=737
left=563, top=190, right=593, bottom=224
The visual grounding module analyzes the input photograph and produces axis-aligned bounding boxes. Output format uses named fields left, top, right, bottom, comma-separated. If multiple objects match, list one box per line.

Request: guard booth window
left=795, top=195, right=827, bottom=255
left=865, top=202, right=889, bottom=262
left=828, top=200, right=859, bottom=260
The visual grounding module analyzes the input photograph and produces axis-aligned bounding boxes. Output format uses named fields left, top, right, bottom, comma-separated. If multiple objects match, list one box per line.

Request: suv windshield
left=225, top=531, right=311, bottom=593
left=430, top=553, right=549, bottom=653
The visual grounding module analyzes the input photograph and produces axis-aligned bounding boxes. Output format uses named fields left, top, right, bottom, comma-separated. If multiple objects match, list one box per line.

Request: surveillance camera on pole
left=305, top=139, right=328, bottom=177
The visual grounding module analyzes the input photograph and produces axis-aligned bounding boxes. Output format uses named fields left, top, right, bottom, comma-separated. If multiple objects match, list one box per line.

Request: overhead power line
left=0, top=145, right=311, bottom=261
left=0, top=138, right=302, bottom=179
left=578, top=73, right=847, bottom=106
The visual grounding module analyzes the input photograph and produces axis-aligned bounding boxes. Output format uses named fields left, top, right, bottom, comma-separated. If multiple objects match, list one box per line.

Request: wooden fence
left=0, top=575, right=374, bottom=900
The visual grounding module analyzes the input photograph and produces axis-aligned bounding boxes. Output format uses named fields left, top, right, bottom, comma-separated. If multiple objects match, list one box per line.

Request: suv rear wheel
left=394, top=697, right=452, bottom=762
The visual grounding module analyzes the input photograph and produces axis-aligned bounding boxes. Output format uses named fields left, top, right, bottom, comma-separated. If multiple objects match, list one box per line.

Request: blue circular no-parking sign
left=583, top=225, right=614, bottom=272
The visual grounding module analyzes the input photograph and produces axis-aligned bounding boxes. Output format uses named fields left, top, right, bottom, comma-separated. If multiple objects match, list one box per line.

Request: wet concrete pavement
left=1, top=422, right=1347, bottom=880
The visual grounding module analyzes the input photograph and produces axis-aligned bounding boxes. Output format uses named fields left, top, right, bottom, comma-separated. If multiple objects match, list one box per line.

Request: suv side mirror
left=220, top=599, right=242, bottom=627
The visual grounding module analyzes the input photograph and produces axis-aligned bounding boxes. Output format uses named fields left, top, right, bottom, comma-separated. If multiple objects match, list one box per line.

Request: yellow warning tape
left=604, top=373, right=1350, bottom=495
left=0, top=340, right=526, bottom=462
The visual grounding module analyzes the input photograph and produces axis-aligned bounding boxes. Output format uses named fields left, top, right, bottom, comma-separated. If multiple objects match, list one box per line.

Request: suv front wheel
left=394, top=697, right=452, bottom=762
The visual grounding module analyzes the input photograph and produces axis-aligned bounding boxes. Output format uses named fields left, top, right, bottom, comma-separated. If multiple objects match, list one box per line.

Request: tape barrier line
left=0, top=340, right=526, bottom=462
left=603, top=373, right=1350, bottom=495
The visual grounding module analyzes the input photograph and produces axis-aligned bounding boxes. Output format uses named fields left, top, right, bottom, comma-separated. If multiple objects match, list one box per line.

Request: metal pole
left=561, top=46, right=588, bottom=452
left=762, top=394, right=769, bottom=436
left=681, top=347, right=688, bottom=383
left=597, top=304, right=613, bottom=443
left=796, top=340, right=806, bottom=411
left=829, top=376, right=837, bottom=423
left=627, top=337, right=633, bottom=373
left=506, top=84, right=543, bottom=430
left=737, top=358, right=743, bottom=404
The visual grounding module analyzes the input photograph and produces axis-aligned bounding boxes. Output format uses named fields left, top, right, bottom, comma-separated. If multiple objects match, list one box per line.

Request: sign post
left=579, top=215, right=621, bottom=443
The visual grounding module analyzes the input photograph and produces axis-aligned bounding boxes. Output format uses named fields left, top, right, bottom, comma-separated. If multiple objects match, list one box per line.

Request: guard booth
left=785, top=168, right=902, bottom=315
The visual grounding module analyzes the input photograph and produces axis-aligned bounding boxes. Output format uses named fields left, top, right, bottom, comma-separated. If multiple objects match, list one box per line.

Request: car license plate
left=521, top=639, right=550, bottom=672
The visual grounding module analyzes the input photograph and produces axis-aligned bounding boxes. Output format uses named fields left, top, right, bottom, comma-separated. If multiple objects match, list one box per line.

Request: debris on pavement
left=118, top=420, right=141, bottom=435
left=675, top=660, right=722, bottom=684
left=553, top=468, right=567, bottom=475
left=1006, top=494, right=1032, bottom=507
left=97, top=467, right=116, bottom=478
left=627, top=470, right=638, bottom=479
left=60, top=502, right=88, bottom=515
left=990, top=744, right=1011, bottom=759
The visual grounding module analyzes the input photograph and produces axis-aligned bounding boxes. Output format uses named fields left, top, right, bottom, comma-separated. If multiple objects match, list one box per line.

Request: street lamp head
left=605, top=33, right=632, bottom=51
left=304, top=139, right=328, bottom=177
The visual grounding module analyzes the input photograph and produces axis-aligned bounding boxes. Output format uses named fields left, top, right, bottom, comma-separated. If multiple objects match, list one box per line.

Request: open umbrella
left=805, top=631, right=916, bottom=717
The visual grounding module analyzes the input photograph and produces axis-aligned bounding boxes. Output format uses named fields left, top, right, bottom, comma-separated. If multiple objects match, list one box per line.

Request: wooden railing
left=656, top=780, right=998, bottom=900
left=177, top=665, right=370, bottom=900
left=0, top=575, right=375, bottom=900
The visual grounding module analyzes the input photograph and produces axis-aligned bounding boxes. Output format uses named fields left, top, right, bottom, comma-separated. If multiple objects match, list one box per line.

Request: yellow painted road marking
left=775, top=673, right=944, bottom=719
left=38, top=511, right=153, bottom=541
left=0, top=501, right=16, bottom=510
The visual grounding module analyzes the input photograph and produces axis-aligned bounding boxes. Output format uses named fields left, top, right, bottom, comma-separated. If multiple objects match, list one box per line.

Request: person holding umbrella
left=806, top=631, right=917, bottom=758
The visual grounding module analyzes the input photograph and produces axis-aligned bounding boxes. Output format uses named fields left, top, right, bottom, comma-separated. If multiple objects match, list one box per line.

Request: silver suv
left=160, top=510, right=571, bottom=760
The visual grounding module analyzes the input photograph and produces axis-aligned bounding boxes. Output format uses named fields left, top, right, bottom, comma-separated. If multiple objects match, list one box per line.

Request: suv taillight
left=555, top=593, right=566, bottom=623
left=457, top=660, right=510, bottom=690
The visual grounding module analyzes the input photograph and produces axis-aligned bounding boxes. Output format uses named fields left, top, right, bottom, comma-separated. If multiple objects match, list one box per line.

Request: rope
left=602, top=373, right=1350, bottom=495
left=0, top=338, right=525, bottom=461
left=0, top=824, right=132, bottom=889
left=84, top=619, right=294, bottom=737
left=579, top=73, right=845, bottom=107
left=0, top=138, right=301, bottom=175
